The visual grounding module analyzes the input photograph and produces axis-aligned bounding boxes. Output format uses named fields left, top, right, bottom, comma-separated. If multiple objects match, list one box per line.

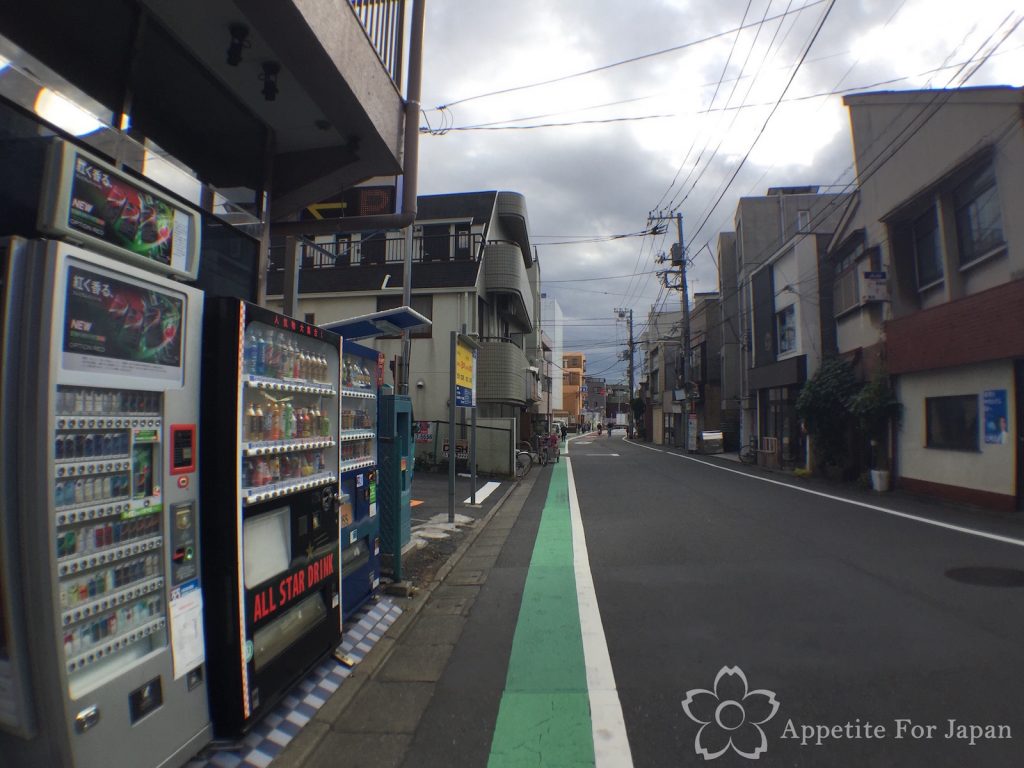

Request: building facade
left=639, top=309, right=683, bottom=445
left=265, top=190, right=542, bottom=472
left=830, top=87, right=1024, bottom=510
left=558, top=352, right=586, bottom=429
left=727, top=187, right=848, bottom=454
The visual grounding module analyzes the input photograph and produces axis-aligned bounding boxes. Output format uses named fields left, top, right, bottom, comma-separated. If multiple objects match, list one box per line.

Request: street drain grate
left=945, top=567, right=1024, bottom=587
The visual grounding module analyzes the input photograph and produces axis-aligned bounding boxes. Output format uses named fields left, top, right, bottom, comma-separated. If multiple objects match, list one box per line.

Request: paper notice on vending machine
left=169, top=582, right=206, bottom=679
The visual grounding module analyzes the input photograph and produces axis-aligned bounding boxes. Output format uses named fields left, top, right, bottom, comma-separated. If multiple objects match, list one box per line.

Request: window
left=304, top=313, right=316, bottom=325
left=797, top=210, right=810, bottom=233
left=954, top=162, right=1003, bottom=266
left=376, top=294, right=433, bottom=338
left=911, top=207, right=943, bottom=289
left=776, top=305, right=796, bottom=354
left=926, top=395, right=979, bottom=451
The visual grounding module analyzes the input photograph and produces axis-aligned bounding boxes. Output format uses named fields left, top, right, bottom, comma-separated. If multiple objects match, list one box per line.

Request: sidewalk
left=269, top=468, right=536, bottom=768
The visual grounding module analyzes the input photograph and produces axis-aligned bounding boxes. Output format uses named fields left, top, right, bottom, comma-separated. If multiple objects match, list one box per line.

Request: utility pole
left=650, top=210, right=691, bottom=451
left=615, top=308, right=635, bottom=437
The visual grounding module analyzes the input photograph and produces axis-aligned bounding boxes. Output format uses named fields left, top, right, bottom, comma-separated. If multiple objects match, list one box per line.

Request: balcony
left=350, top=0, right=406, bottom=85
left=477, top=337, right=529, bottom=406
left=265, top=232, right=484, bottom=295
left=483, top=242, right=535, bottom=333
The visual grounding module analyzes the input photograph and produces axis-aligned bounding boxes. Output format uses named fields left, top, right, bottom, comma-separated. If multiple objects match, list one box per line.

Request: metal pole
left=470, top=402, right=477, bottom=505
left=628, top=309, right=635, bottom=438
left=283, top=236, right=300, bottom=317
left=677, top=212, right=691, bottom=452
left=399, top=0, right=426, bottom=397
left=448, top=330, right=456, bottom=523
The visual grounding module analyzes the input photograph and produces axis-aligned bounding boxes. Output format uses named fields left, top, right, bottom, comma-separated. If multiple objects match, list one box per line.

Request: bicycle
left=739, top=437, right=757, bottom=465
left=515, top=440, right=549, bottom=479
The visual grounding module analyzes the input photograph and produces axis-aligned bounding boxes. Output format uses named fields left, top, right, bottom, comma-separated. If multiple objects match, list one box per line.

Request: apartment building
left=830, top=87, right=1024, bottom=510
left=265, top=190, right=542, bottom=472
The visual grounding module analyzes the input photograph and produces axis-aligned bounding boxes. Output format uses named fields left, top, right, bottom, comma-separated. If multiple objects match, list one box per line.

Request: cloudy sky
left=415, top=0, right=1024, bottom=383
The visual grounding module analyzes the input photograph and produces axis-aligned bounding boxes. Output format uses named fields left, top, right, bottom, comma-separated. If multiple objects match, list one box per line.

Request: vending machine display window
left=53, top=383, right=169, bottom=699
left=340, top=349, right=377, bottom=473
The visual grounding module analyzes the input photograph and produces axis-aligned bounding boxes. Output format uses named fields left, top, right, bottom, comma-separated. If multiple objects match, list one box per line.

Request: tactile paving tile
left=186, top=597, right=402, bottom=768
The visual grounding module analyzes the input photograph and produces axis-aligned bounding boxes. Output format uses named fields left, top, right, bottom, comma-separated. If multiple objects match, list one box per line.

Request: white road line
left=628, top=441, right=1024, bottom=549
left=463, top=481, right=500, bottom=505
left=583, top=453, right=620, bottom=457
left=565, top=458, right=634, bottom=768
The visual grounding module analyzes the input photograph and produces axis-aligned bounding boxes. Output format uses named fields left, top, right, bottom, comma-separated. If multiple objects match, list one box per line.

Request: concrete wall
left=424, top=417, right=515, bottom=477
left=541, top=298, right=564, bottom=410
left=896, top=360, right=1015, bottom=497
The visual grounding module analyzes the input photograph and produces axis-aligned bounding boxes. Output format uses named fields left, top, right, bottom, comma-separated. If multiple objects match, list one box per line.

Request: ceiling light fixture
left=226, top=23, right=250, bottom=66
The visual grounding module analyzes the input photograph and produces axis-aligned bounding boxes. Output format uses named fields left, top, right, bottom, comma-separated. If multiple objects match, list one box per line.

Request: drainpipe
left=270, top=0, right=426, bottom=327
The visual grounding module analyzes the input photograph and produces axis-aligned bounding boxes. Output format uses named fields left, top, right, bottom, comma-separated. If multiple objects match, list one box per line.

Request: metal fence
left=268, top=232, right=485, bottom=271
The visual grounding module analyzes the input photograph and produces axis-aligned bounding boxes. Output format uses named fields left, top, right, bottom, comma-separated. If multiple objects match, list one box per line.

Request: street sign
left=455, top=336, right=477, bottom=407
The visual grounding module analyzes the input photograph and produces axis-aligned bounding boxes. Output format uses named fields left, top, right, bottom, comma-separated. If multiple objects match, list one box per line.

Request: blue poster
left=983, top=389, right=1009, bottom=445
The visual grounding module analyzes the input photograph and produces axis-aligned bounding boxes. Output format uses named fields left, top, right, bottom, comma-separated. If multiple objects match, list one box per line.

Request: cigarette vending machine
left=200, top=299, right=343, bottom=738
left=0, top=241, right=210, bottom=768
left=339, top=340, right=382, bottom=620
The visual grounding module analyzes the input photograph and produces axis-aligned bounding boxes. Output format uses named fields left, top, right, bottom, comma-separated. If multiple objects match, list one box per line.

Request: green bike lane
left=487, top=459, right=593, bottom=766
left=401, top=449, right=631, bottom=768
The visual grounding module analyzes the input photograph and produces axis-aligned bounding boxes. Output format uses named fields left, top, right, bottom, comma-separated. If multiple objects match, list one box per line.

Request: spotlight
left=260, top=61, right=280, bottom=101
left=226, top=23, right=250, bottom=66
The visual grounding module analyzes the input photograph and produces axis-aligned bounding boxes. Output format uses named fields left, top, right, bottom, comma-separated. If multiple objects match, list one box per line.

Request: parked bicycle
left=515, top=439, right=549, bottom=479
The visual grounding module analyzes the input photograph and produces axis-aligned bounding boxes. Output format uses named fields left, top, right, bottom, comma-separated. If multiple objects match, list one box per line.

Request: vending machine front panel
left=2, top=243, right=211, bottom=768
left=201, top=299, right=342, bottom=739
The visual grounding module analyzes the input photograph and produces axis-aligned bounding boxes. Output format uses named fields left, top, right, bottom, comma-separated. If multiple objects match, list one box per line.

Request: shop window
left=776, top=305, right=796, bottom=355
left=376, top=294, right=432, bottom=338
left=912, top=207, right=943, bottom=289
left=926, top=395, right=979, bottom=451
left=954, top=162, right=1004, bottom=266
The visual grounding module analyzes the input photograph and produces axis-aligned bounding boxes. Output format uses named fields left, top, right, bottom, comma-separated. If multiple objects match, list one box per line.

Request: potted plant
left=849, top=370, right=902, bottom=491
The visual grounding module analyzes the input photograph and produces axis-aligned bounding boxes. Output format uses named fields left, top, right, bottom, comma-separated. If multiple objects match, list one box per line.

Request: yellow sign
left=455, top=338, right=477, bottom=407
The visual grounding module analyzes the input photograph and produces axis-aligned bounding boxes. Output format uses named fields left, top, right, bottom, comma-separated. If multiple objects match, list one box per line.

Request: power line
left=429, top=0, right=829, bottom=111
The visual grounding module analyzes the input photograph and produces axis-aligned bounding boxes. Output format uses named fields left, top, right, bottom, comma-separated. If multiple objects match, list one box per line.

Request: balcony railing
left=350, top=0, right=406, bottom=86
left=268, top=232, right=484, bottom=270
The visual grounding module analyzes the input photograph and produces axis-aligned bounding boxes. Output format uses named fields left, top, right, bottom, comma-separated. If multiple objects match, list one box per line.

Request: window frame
left=776, top=304, right=797, bottom=356
left=954, top=161, right=1004, bottom=268
left=911, top=206, right=943, bottom=291
left=925, top=394, right=979, bottom=452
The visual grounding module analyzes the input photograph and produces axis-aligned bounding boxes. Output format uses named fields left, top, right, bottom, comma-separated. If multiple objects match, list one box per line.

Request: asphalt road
left=402, top=434, right=1024, bottom=767
left=572, top=435, right=1024, bottom=767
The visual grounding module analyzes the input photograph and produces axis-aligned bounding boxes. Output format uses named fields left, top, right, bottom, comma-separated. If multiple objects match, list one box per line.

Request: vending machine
left=200, top=299, right=343, bottom=738
left=0, top=241, right=210, bottom=768
left=339, top=340, right=382, bottom=620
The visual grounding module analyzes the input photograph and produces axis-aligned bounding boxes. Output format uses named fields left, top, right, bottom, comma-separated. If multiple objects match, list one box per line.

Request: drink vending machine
left=200, top=299, right=343, bottom=738
left=0, top=241, right=210, bottom=768
left=339, top=340, right=383, bottom=620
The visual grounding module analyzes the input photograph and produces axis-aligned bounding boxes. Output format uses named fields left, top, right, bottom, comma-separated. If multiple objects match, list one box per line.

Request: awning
left=322, top=306, right=432, bottom=341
